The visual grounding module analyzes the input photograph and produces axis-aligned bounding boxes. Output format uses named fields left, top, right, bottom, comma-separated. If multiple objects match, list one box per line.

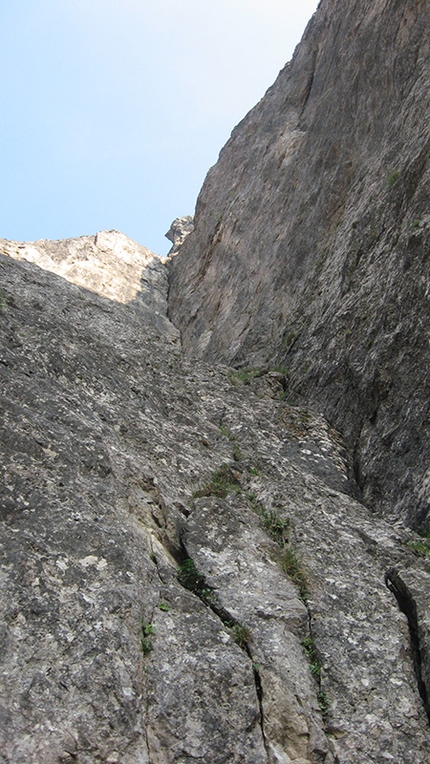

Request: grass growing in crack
left=317, top=691, right=329, bottom=716
left=219, top=425, right=243, bottom=462
left=177, top=558, right=212, bottom=605
left=262, top=510, right=290, bottom=546
left=281, top=548, right=309, bottom=603
left=302, top=639, right=329, bottom=715
left=279, top=406, right=312, bottom=437
left=219, top=425, right=231, bottom=438
left=192, top=464, right=241, bottom=499
left=246, top=492, right=308, bottom=602
left=232, top=623, right=252, bottom=649
left=141, top=619, right=154, bottom=655
left=301, top=636, right=322, bottom=677
left=407, top=538, right=430, bottom=558
left=230, top=367, right=265, bottom=385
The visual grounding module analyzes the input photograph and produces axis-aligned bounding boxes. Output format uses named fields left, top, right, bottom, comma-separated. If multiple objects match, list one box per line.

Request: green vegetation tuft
left=301, top=636, right=322, bottom=677
left=192, top=464, right=241, bottom=499
left=387, top=169, right=401, bottom=188
left=281, top=548, right=309, bottom=603
left=407, top=538, right=430, bottom=558
left=177, top=558, right=212, bottom=605
left=141, top=619, right=154, bottom=655
left=219, top=425, right=230, bottom=437
left=246, top=492, right=308, bottom=601
left=230, top=367, right=265, bottom=385
left=262, top=510, right=290, bottom=546
left=233, top=623, right=252, bottom=649
left=317, top=691, right=329, bottom=716
left=232, top=443, right=243, bottom=462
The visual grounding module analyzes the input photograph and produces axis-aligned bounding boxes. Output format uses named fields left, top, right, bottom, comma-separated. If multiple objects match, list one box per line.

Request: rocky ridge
left=0, top=231, right=175, bottom=341
left=168, top=0, right=430, bottom=531
left=1, top=233, right=430, bottom=762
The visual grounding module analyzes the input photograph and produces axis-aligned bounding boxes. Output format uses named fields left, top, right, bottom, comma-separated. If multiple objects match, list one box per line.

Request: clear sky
left=0, top=1, right=319, bottom=255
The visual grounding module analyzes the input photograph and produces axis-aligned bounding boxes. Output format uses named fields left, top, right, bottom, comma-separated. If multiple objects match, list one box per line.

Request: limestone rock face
left=0, top=230, right=175, bottom=336
left=1, top=241, right=430, bottom=762
left=165, top=216, right=194, bottom=257
left=167, top=0, right=430, bottom=530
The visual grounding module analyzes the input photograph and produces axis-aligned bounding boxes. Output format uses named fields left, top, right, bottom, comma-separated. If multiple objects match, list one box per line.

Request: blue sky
left=0, top=1, right=318, bottom=255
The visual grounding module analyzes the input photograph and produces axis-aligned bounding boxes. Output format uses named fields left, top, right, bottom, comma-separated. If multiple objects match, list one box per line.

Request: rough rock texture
left=1, top=241, right=430, bottom=762
left=168, top=0, right=430, bottom=531
left=0, top=230, right=173, bottom=327
left=2, top=1, right=430, bottom=760
left=165, top=216, right=194, bottom=257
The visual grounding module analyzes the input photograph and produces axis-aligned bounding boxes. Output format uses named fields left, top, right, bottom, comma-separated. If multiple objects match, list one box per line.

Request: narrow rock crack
left=386, top=568, right=430, bottom=724
left=175, top=545, right=270, bottom=759
left=245, top=643, right=270, bottom=759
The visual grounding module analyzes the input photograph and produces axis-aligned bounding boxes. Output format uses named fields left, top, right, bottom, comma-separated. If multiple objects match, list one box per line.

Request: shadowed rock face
left=1, top=239, right=430, bottom=762
left=167, top=0, right=430, bottom=530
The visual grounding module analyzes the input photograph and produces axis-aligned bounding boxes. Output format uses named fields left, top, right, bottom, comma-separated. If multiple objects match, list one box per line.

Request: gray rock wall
left=167, top=0, right=430, bottom=530
left=1, top=241, right=430, bottom=761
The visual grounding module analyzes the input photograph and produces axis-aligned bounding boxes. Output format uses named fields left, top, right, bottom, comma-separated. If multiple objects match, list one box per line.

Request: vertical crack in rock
left=245, top=644, right=270, bottom=758
left=385, top=568, right=430, bottom=724
left=305, top=609, right=329, bottom=725
left=175, top=547, right=270, bottom=759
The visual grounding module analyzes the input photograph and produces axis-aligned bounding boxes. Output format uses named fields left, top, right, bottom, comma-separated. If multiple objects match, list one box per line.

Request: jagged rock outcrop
left=168, top=0, right=430, bottom=531
left=165, top=216, right=194, bottom=257
left=1, top=237, right=430, bottom=762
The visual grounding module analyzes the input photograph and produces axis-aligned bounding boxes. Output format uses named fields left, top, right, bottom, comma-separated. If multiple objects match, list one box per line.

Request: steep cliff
left=2, top=0, right=430, bottom=760
left=168, top=0, right=430, bottom=531
left=2, top=234, right=430, bottom=762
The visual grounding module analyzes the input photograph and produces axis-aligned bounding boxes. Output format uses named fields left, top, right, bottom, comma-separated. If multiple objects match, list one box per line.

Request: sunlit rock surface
left=1, top=229, right=169, bottom=309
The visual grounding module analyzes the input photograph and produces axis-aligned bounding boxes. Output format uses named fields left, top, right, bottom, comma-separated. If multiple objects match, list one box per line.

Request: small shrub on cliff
left=301, top=636, right=322, bottom=677
left=318, top=691, right=329, bottom=716
left=230, top=367, right=265, bottom=385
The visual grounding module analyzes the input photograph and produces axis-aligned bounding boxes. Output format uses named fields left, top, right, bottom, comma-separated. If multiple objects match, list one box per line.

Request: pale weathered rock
left=0, top=230, right=176, bottom=339
left=168, top=0, right=430, bottom=531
